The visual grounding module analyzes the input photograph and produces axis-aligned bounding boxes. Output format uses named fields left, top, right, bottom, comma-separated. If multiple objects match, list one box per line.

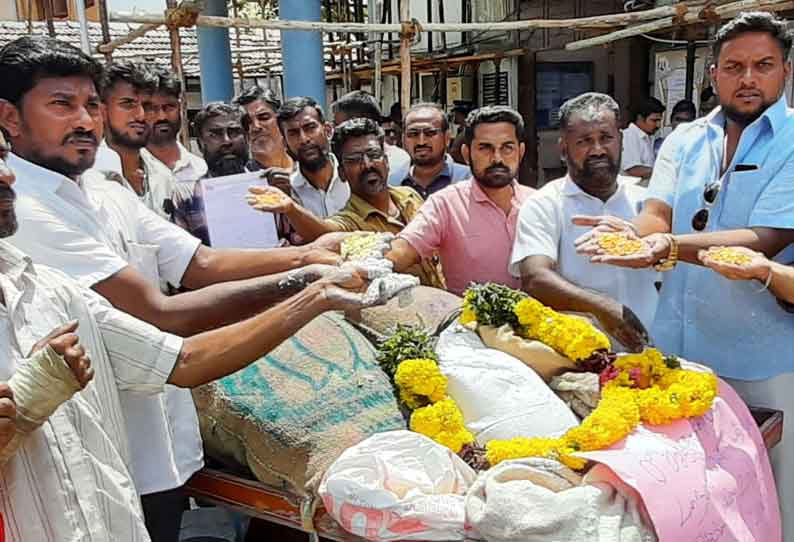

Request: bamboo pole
left=97, top=0, right=113, bottom=63
left=372, top=0, right=383, bottom=103
left=165, top=0, right=190, bottom=148
left=400, top=0, right=411, bottom=117
left=109, top=1, right=719, bottom=33
left=97, top=23, right=161, bottom=54
left=566, top=0, right=794, bottom=50
left=43, top=0, right=56, bottom=37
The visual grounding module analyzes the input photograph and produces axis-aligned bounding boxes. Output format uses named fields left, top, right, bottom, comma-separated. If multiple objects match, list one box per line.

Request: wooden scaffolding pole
left=399, top=0, right=411, bottom=118
left=97, top=0, right=113, bottom=63
left=165, top=0, right=191, bottom=148
left=566, top=0, right=794, bottom=50
left=110, top=1, right=725, bottom=33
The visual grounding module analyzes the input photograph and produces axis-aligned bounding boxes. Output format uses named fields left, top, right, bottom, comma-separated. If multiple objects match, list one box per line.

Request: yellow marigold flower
left=514, top=298, right=610, bottom=361
left=394, top=358, right=448, bottom=409
left=460, top=303, right=477, bottom=325
left=410, top=398, right=474, bottom=453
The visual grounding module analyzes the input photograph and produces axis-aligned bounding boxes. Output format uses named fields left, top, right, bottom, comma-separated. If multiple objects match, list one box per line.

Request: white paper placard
left=200, top=171, right=279, bottom=249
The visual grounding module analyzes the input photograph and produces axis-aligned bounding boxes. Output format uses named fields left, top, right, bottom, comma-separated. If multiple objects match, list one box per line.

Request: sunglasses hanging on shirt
left=691, top=164, right=757, bottom=231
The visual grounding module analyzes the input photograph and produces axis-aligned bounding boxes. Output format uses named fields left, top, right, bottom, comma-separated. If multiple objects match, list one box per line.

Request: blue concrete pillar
left=197, top=0, right=235, bottom=104
left=279, top=0, right=326, bottom=110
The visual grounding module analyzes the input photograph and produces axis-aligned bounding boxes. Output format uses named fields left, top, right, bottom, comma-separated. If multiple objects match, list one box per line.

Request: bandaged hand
left=1, top=323, right=94, bottom=465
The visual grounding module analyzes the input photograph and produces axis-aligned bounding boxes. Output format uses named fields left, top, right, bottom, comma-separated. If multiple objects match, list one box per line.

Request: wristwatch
left=653, top=234, right=679, bottom=271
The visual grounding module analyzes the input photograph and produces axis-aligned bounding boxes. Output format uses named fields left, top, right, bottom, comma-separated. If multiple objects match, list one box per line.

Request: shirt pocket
left=716, top=169, right=767, bottom=229
left=125, top=241, right=162, bottom=285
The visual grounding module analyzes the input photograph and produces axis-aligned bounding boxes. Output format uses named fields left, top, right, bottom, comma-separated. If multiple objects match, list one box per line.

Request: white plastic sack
left=319, top=430, right=477, bottom=541
left=466, top=458, right=657, bottom=542
left=436, top=325, right=580, bottom=443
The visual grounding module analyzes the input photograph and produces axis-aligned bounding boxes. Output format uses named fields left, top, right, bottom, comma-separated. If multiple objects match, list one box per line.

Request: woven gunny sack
left=347, top=285, right=462, bottom=338
left=192, top=312, right=405, bottom=497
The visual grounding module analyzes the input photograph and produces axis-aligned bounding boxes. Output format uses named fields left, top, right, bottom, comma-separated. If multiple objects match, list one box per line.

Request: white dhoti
left=725, top=373, right=794, bottom=542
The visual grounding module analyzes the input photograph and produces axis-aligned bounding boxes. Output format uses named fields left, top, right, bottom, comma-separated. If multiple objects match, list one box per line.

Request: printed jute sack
left=192, top=312, right=406, bottom=498
left=346, top=286, right=461, bottom=338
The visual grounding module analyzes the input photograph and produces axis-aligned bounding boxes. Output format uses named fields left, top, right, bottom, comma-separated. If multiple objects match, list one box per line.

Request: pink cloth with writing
left=398, top=179, right=534, bottom=295
left=578, top=380, right=781, bottom=542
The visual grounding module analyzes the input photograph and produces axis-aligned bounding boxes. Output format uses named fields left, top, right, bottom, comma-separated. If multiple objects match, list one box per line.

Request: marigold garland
left=393, top=358, right=448, bottom=409
left=514, top=297, right=611, bottom=362
left=484, top=348, right=718, bottom=469
left=409, top=398, right=475, bottom=453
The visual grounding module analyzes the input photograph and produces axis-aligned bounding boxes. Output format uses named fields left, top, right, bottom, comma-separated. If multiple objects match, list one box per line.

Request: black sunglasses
left=691, top=181, right=721, bottom=231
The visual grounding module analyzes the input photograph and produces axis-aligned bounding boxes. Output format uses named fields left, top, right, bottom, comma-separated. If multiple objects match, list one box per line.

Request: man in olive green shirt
left=249, top=118, right=444, bottom=288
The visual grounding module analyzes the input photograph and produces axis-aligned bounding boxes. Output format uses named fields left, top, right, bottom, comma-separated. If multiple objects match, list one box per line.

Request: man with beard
left=172, top=102, right=250, bottom=243
left=85, top=60, right=178, bottom=220
left=278, top=96, right=350, bottom=221
left=143, top=68, right=207, bottom=184
left=400, top=102, right=470, bottom=198
left=573, top=15, right=794, bottom=534
left=509, top=93, right=655, bottom=351
left=0, top=129, right=384, bottom=542
left=385, top=106, right=533, bottom=295
left=330, top=91, right=411, bottom=187
left=0, top=35, right=357, bottom=541
left=249, top=118, right=445, bottom=288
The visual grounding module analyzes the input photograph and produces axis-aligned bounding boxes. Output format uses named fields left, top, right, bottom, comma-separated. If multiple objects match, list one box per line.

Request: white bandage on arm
left=0, top=346, right=81, bottom=464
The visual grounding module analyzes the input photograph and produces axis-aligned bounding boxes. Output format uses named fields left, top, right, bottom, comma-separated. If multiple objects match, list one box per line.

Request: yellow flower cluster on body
left=394, top=358, right=448, bottom=409
left=392, top=357, right=474, bottom=453
left=410, top=398, right=475, bottom=453
left=514, top=297, right=611, bottom=361
left=485, top=349, right=718, bottom=469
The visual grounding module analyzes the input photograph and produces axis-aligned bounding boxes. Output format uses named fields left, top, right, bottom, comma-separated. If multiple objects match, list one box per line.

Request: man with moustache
left=249, top=118, right=445, bottom=288
left=509, top=93, right=655, bottom=351
left=330, top=91, right=411, bottom=187
left=400, top=102, right=470, bottom=198
left=0, top=36, right=353, bottom=541
left=143, top=68, right=207, bottom=184
left=278, top=96, right=350, bottom=220
left=573, top=15, right=794, bottom=533
left=172, top=102, right=251, bottom=243
left=385, top=106, right=533, bottom=295
left=235, top=86, right=294, bottom=174
left=85, top=60, right=178, bottom=220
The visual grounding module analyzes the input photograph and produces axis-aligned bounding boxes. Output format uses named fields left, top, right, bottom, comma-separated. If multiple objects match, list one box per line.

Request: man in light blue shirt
left=574, top=13, right=794, bottom=538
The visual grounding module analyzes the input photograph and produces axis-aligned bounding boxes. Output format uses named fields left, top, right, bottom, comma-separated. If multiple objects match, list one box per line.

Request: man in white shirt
left=279, top=96, right=350, bottom=220
left=620, top=96, right=665, bottom=184
left=511, top=93, right=657, bottom=352
left=89, top=60, right=178, bottom=220
left=0, top=135, right=381, bottom=542
left=330, top=90, right=412, bottom=187
left=0, top=36, right=354, bottom=542
left=143, top=67, right=208, bottom=184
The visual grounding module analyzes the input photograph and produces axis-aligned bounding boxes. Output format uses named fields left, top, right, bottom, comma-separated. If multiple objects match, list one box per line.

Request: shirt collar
left=348, top=187, right=416, bottom=222
left=6, top=152, right=78, bottom=195
left=470, top=177, right=520, bottom=204
left=0, top=240, right=33, bottom=283
left=560, top=174, right=631, bottom=200
left=707, top=94, right=788, bottom=135
left=628, top=122, right=652, bottom=140
left=292, top=154, right=339, bottom=190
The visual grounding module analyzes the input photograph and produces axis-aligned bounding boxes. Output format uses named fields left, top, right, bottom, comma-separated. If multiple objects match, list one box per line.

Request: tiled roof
left=0, top=20, right=356, bottom=77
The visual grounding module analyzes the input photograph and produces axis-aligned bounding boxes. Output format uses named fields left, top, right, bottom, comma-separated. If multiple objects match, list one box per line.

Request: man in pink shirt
left=387, top=106, right=534, bottom=295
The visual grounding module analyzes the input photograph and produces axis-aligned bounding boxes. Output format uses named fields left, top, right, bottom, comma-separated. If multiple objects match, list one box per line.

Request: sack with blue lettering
left=192, top=312, right=406, bottom=498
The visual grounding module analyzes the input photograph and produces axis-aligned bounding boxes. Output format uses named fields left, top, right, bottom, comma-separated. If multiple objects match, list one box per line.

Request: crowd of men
left=1, top=8, right=794, bottom=542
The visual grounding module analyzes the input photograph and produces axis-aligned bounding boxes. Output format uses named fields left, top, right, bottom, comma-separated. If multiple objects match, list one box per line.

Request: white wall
left=0, top=2, right=19, bottom=19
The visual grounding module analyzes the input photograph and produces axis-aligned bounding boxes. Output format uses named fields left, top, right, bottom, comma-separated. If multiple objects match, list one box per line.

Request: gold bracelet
left=653, top=234, right=679, bottom=271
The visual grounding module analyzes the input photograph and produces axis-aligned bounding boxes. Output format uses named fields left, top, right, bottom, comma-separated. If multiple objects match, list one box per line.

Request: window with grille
left=482, top=71, right=509, bottom=106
